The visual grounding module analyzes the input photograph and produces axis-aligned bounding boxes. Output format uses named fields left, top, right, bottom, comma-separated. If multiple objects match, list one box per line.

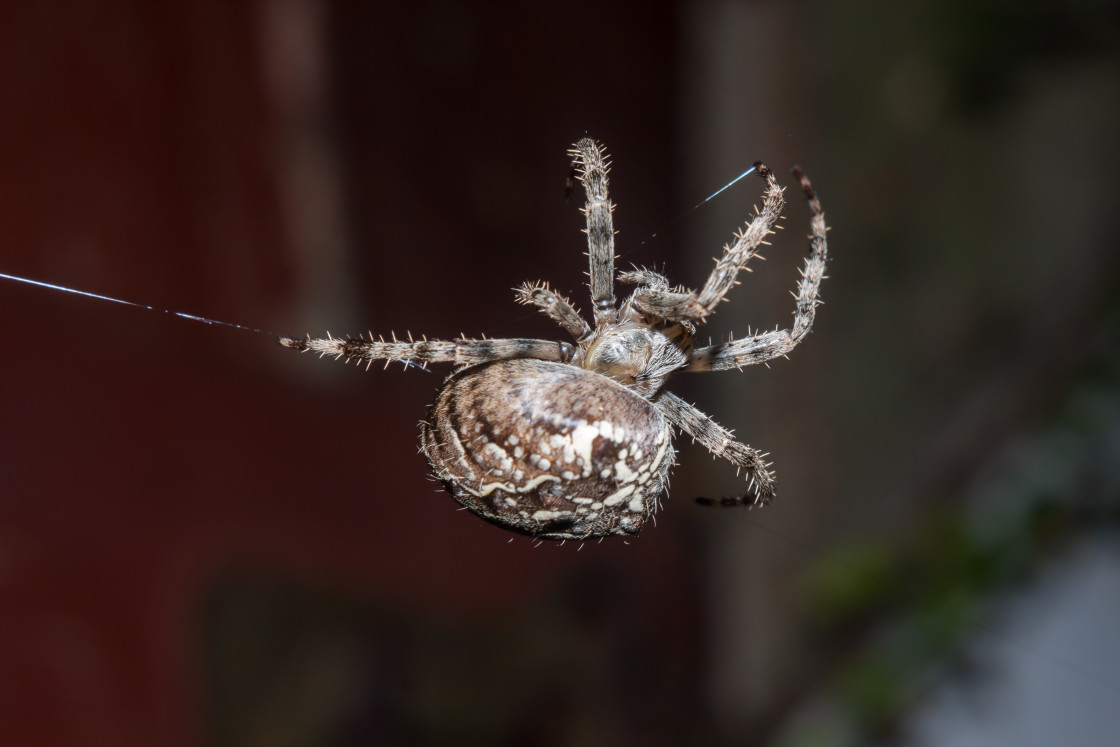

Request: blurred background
left=1, top=1, right=1118, bottom=745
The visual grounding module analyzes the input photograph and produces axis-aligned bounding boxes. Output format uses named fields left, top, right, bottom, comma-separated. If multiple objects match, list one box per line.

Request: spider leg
left=617, top=267, right=671, bottom=289
left=687, top=330, right=790, bottom=371
left=654, top=390, right=776, bottom=505
left=279, top=333, right=574, bottom=368
left=569, top=138, right=617, bottom=324
left=515, top=281, right=591, bottom=340
left=629, top=163, right=785, bottom=323
left=687, top=167, right=828, bottom=371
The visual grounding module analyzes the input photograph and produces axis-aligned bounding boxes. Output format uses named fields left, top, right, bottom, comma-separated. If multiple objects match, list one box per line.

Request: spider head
left=582, top=314, right=695, bottom=398
left=584, top=322, right=652, bottom=380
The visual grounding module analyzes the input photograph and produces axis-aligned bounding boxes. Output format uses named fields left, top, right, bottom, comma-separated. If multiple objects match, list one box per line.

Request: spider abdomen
left=420, top=359, right=675, bottom=540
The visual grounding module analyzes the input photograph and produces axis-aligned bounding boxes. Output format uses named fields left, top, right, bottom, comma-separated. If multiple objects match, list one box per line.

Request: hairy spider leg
left=654, top=390, right=776, bottom=504
left=627, top=164, right=785, bottom=324
left=569, top=138, right=618, bottom=324
left=687, top=167, right=829, bottom=371
left=278, top=334, right=575, bottom=369
left=514, top=282, right=591, bottom=340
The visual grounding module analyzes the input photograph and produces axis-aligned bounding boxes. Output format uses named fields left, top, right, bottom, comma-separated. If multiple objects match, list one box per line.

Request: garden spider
left=280, top=138, right=829, bottom=540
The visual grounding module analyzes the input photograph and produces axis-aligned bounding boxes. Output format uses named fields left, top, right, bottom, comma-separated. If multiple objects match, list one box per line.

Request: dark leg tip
left=791, top=166, right=817, bottom=202
left=694, top=490, right=776, bottom=508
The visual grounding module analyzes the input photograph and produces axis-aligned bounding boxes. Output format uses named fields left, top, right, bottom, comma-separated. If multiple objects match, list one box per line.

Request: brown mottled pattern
left=421, top=360, right=674, bottom=540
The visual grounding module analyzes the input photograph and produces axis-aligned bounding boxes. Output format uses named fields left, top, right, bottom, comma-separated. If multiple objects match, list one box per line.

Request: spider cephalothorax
left=280, top=139, right=829, bottom=540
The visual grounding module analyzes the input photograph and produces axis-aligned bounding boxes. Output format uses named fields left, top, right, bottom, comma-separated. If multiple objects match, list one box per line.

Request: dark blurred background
left=1, top=2, right=1118, bottom=746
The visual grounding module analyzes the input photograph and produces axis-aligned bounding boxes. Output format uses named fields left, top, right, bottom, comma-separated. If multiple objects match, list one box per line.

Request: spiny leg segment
left=654, top=390, right=776, bottom=505
left=514, top=281, right=591, bottom=340
left=617, top=268, right=672, bottom=289
left=628, top=163, right=785, bottom=323
left=687, top=166, right=828, bottom=371
left=278, top=333, right=575, bottom=369
left=569, top=138, right=617, bottom=324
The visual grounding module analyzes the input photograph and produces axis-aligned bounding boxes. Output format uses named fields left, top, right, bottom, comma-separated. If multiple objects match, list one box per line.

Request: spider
left=279, top=139, right=829, bottom=540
